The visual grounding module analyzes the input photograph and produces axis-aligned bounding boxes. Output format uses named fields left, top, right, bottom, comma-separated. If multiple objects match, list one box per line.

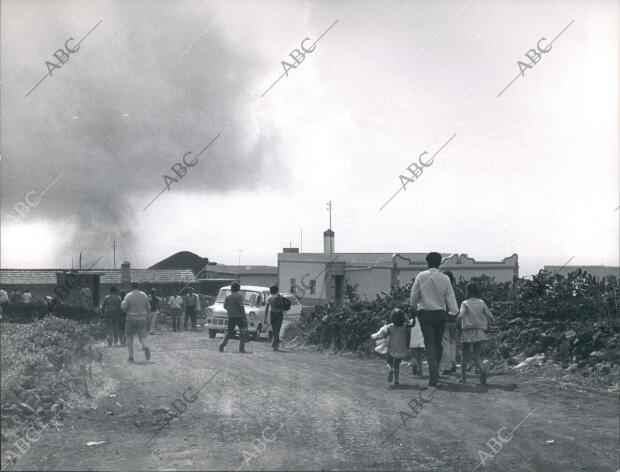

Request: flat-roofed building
left=201, top=265, right=277, bottom=287
left=278, top=230, right=518, bottom=305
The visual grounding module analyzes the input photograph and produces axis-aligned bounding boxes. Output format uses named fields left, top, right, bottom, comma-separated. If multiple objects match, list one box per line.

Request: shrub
left=1, top=316, right=105, bottom=436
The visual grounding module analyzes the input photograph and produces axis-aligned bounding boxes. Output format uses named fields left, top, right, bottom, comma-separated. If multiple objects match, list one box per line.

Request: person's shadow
left=437, top=381, right=518, bottom=393
left=388, top=384, right=426, bottom=390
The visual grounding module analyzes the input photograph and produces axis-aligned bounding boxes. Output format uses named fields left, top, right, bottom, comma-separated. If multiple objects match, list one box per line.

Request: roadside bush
left=1, top=316, right=105, bottom=438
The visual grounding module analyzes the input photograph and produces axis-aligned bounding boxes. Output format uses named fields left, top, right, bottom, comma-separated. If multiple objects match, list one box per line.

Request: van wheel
left=251, top=325, right=260, bottom=341
left=208, top=329, right=217, bottom=339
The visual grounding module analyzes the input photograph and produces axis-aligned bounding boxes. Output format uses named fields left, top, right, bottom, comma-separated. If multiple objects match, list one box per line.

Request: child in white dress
left=409, top=316, right=425, bottom=376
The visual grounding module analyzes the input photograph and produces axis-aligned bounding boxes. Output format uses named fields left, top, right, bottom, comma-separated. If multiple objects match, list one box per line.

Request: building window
left=290, top=278, right=296, bottom=292
left=309, top=279, right=316, bottom=295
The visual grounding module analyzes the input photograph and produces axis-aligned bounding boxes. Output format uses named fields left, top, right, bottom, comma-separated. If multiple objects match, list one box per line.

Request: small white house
left=278, top=230, right=519, bottom=305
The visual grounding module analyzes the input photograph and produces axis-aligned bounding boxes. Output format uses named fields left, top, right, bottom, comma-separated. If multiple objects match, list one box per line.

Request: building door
left=93, top=276, right=100, bottom=306
left=334, top=275, right=344, bottom=305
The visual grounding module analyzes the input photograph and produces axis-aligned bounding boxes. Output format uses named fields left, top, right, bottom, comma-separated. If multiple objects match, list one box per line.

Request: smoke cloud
left=1, top=0, right=284, bottom=262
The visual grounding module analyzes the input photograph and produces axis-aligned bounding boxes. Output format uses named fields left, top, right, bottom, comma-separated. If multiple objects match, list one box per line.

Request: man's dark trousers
left=184, top=306, right=196, bottom=330
left=170, top=308, right=181, bottom=332
left=270, top=311, right=284, bottom=349
left=418, top=310, right=448, bottom=385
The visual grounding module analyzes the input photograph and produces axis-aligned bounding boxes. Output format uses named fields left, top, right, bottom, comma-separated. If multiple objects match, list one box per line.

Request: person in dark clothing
left=102, top=286, right=123, bottom=347
left=9, top=289, right=22, bottom=304
left=147, top=288, right=161, bottom=334
left=119, top=290, right=127, bottom=345
left=184, top=287, right=199, bottom=330
left=265, top=285, right=285, bottom=351
left=219, top=281, right=248, bottom=353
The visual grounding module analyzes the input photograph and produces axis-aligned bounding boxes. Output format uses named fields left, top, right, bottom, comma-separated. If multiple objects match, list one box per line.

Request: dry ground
left=5, top=324, right=619, bottom=472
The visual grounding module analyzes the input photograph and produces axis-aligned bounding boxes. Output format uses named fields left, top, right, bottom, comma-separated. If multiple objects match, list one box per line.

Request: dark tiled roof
left=0, top=269, right=196, bottom=285
left=0, top=269, right=58, bottom=285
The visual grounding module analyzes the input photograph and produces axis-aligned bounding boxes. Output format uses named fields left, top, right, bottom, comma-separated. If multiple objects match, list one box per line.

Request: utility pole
left=113, top=240, right=116, bottom=269
left=236, top=250, right=243, bottom=268
left=300, top=228, right=303, bottom=252
left=79, top=252, right=82, bottom=270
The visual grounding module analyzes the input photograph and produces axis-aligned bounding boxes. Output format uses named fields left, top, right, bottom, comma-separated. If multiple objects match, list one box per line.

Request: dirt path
left=7, top=329, right=619, bottom=471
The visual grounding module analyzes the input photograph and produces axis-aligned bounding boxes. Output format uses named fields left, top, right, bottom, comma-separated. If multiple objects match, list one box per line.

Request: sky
left=1, top=0, right=618, bottom=277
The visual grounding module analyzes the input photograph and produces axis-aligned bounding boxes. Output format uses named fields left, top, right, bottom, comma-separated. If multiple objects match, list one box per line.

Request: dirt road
left=8, top=328, right=619, bottom=471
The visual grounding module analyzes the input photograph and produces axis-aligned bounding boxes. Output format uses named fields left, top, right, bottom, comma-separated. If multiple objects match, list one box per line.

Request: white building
left=278, top=230, right=519, bottom=305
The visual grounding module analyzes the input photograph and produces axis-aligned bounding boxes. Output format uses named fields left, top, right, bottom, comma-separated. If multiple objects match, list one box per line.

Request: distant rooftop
left=0, top=268, right=196, bottom=285
left=203, top=265, right=277, bottom=275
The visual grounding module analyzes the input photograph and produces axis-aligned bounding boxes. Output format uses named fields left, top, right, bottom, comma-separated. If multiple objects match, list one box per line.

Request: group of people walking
left=100, top=280, right=288, bottom=361
left=100, top=283, right=198, bottom=362
left=218, top=282, right=287, bottom=353
left=0, top=288, right=33, bottom=305
left=372, top=251, right=494, bottom=386
left=101, top=283, right=153, bottom=362
left=97, top=252, right=493, bottom=376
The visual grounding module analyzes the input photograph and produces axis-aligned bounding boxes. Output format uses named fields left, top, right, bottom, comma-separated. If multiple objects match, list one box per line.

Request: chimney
left=283, top=248, right=299, bottom=253
left=121, top=261, right=131, bottom=286
left=323, top=229, right=335, bottom=254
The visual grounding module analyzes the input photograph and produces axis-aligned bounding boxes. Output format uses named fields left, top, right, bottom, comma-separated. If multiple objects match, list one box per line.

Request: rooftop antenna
left=327, top=200, right=332, bottom=230
left=236, top=249, right=243, bottom=268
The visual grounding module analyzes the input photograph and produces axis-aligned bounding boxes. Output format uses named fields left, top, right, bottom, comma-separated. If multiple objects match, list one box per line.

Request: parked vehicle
left=205, top=285, right=270, bottom=340
left=197, top=294, right=214, bottom=328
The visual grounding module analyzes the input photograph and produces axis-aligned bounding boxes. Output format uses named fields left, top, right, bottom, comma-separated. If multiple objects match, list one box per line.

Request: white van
left=205, top=285, right=271, bottom=340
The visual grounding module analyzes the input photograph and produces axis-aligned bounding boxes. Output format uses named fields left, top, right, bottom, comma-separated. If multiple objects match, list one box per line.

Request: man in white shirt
left=22, top=289, right=33, bottom=304
left=410, top=252, right=458, bottom=386
left=1, top=287, right=10, bottom=305
left=0, top=287, right=8, bottom=317
left=168, top=294, right=184, bottom=332
left=121, top=282, right=151, bottom=362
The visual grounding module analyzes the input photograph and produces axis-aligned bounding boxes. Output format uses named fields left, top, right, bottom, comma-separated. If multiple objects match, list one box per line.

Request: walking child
left=371, top=308, right=409, bottom=385
left=409, top=315, right=425, bottom=376
left=457, top=282, right=494, bottom=384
